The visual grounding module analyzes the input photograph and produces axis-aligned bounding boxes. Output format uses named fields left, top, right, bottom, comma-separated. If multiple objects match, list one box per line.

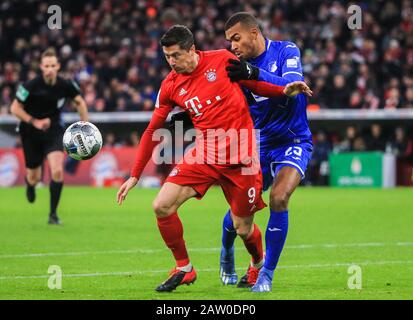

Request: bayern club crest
left=169, top=167, right=179, bottom=177
left=204, top=69, right=217, bottom=82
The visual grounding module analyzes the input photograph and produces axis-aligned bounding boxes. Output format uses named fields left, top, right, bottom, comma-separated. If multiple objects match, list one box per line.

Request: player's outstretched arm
left=240, top=80, right=285, bottom=97
left=239, top=79, right=312, bottom=99
left=117, top=106, right=169, bottom=205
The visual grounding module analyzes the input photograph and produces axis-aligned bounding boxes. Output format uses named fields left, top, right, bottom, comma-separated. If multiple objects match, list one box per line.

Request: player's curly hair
left=160, top=25, right=194, bottom=50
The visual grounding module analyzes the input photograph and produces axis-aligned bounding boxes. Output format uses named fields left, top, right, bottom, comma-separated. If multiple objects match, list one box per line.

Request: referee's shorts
left=20, top=124, right=65, bottom=169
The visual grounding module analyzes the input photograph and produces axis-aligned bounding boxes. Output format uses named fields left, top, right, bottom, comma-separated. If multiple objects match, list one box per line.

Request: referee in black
left=10, top=48, right=89, bottom=224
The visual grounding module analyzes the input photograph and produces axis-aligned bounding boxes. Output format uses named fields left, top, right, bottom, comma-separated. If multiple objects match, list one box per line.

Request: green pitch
left=0, top=186, right=412, bottom=300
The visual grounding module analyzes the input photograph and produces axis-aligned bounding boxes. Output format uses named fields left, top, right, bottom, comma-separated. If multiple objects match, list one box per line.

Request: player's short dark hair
left=160, top=25, right=194, bottom=50
left=225, top=12, right=260, bottom=31
left=41, top=47, right=58, bottom=61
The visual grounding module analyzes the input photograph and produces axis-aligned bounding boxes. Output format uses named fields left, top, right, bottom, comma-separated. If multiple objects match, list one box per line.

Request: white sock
left=177, top=262, right=192, bottom=272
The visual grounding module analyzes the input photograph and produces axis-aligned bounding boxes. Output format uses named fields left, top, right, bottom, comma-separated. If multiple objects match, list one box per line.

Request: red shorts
left=165, top=162, right=267, bottom=217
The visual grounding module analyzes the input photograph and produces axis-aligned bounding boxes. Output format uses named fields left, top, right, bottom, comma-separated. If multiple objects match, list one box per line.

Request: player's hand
left=32, top=118, right=51, bottom=131
left=226, top=59, right=259, bottom=82
left=117, top=177, right=138, bottom=206
left=283, top=81, right=313, bottom=97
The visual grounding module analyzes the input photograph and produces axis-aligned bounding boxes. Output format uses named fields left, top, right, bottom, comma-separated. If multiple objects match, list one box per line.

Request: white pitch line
left=396, top=242, right=413, bottom=246
left=0, top=242, right=412, bottom=259
left=0, top=249, right=165, bottom=259
left=1, top=260, right=412, bottom=281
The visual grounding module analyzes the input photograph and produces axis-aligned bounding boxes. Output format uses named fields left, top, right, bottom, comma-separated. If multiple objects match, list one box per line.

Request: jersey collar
left=249, top=38, right=270, bottom=65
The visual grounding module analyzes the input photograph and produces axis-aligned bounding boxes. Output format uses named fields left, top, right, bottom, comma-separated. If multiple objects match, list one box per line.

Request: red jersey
left=131, top=49, right=286, bottom=178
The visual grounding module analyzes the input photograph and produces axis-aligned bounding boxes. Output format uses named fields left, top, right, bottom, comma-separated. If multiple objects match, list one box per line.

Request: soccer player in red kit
left=117, top=25, right=312, bottom=292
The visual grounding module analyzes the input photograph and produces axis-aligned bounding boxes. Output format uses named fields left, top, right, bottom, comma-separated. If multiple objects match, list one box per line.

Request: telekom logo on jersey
left=150, top=94, right=261, bottom=175
left=184, top=95, right=222, bottom=116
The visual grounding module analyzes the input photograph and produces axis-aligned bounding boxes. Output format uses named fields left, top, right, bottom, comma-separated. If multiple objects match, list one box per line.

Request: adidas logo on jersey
left=179, top=88, right=188, bottom=96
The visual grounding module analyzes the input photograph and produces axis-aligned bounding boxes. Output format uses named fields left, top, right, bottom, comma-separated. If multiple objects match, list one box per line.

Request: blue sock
left=264, top=210, right=289, bottom=276
left=222, top=210, right=237, bottom=250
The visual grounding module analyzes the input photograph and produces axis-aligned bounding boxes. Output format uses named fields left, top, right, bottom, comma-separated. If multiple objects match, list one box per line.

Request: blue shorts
left=260, top=141, right=313, bottom=191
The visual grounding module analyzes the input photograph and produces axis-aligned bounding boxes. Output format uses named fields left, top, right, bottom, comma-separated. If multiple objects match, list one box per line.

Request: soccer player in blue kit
left=219, top=12, right=313, bottom=292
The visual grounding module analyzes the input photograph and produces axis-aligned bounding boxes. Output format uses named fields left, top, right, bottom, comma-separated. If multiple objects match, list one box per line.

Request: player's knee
left=152, top=198, right=174, bottom=217
left=27, top=171, right=40, bottom=185
left=233, top=223, right=252, bottom=240
left=51, top=168, right=64, bottom=182
left=27, top=174, right=40, bottom=186
left=269, top=189, right=290, bottom=211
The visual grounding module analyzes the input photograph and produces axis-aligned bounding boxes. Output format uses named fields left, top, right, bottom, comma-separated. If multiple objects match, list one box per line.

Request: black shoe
left=237, top=265, right=260, bottom=288
left=25, top=180, right=36, bottom=203
left=237, top=273, right=250, bottom=288
left=155, top=267, right=197, bottom=292
left=48, top=214, right=61, bottom=225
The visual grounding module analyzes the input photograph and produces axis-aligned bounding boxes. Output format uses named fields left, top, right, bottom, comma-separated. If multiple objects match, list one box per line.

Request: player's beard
left=44, top=75, right=57, bottom=85
left=235, top=43, right=255, bottom=60
left=172, top=66, right=184, bottom=73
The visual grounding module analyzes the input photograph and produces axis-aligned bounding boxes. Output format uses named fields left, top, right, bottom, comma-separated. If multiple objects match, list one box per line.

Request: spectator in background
left=334, top=125, right=358, bottom=152
left=308, top=130, right=331, bottom=185
left=402, top=87, right=413, bottom=108
left=104, top=132, right=117, bottom=148
left=128, top=92, right=143, bottom=110
left=402, top=72, right=413, bottom=90
left=363, top=91, right=380, bottom=109
left=1, top=87, right=13, bottom=110
left=356, top=63, right=378, bottom=95
left=384, top=88, right=401, bottom=109
left=353, top=136, right=366, bottom=151
left=349, top=90, right=363, bottom=109
left=326, top=74, right=351, bottom=108
left=141, top=85, right=157, bottom=103
left=142, top=99, right=154, bottom=111
left=116, top=97, right=127, bottom=112
left=92, top=98, right=106, bottom=112
left=127, top=131, right=140, bottom=147
left=366, top=123, right=386, bottom=152
left=387, top=126, right=413, bottom=161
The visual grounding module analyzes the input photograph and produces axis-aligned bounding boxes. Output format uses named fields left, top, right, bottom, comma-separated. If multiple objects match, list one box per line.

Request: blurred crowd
left=1, top=0, right=413, bottom=114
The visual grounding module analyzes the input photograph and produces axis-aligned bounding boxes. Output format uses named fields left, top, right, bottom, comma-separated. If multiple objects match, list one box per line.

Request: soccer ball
left=63, top=121, right=103, bottom=160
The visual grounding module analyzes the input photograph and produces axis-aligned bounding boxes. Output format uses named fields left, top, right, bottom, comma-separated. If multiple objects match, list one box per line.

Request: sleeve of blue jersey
left=257, top=41, right=304, bottom=86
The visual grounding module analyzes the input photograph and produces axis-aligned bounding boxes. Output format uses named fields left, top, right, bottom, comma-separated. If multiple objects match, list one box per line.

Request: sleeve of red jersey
left=239, top=79, right=286, bottom=98
left=130, top=82, right=173, bottom=179
left=223, top=50, right=286, bottom=98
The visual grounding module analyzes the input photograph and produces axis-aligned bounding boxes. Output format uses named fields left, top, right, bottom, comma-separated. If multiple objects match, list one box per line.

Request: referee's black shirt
left=15, top=75, right=81, bottom=131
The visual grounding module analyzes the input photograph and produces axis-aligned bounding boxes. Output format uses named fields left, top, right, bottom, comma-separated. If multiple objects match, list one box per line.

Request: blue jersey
left=245, top=38, right=312, bottom=150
